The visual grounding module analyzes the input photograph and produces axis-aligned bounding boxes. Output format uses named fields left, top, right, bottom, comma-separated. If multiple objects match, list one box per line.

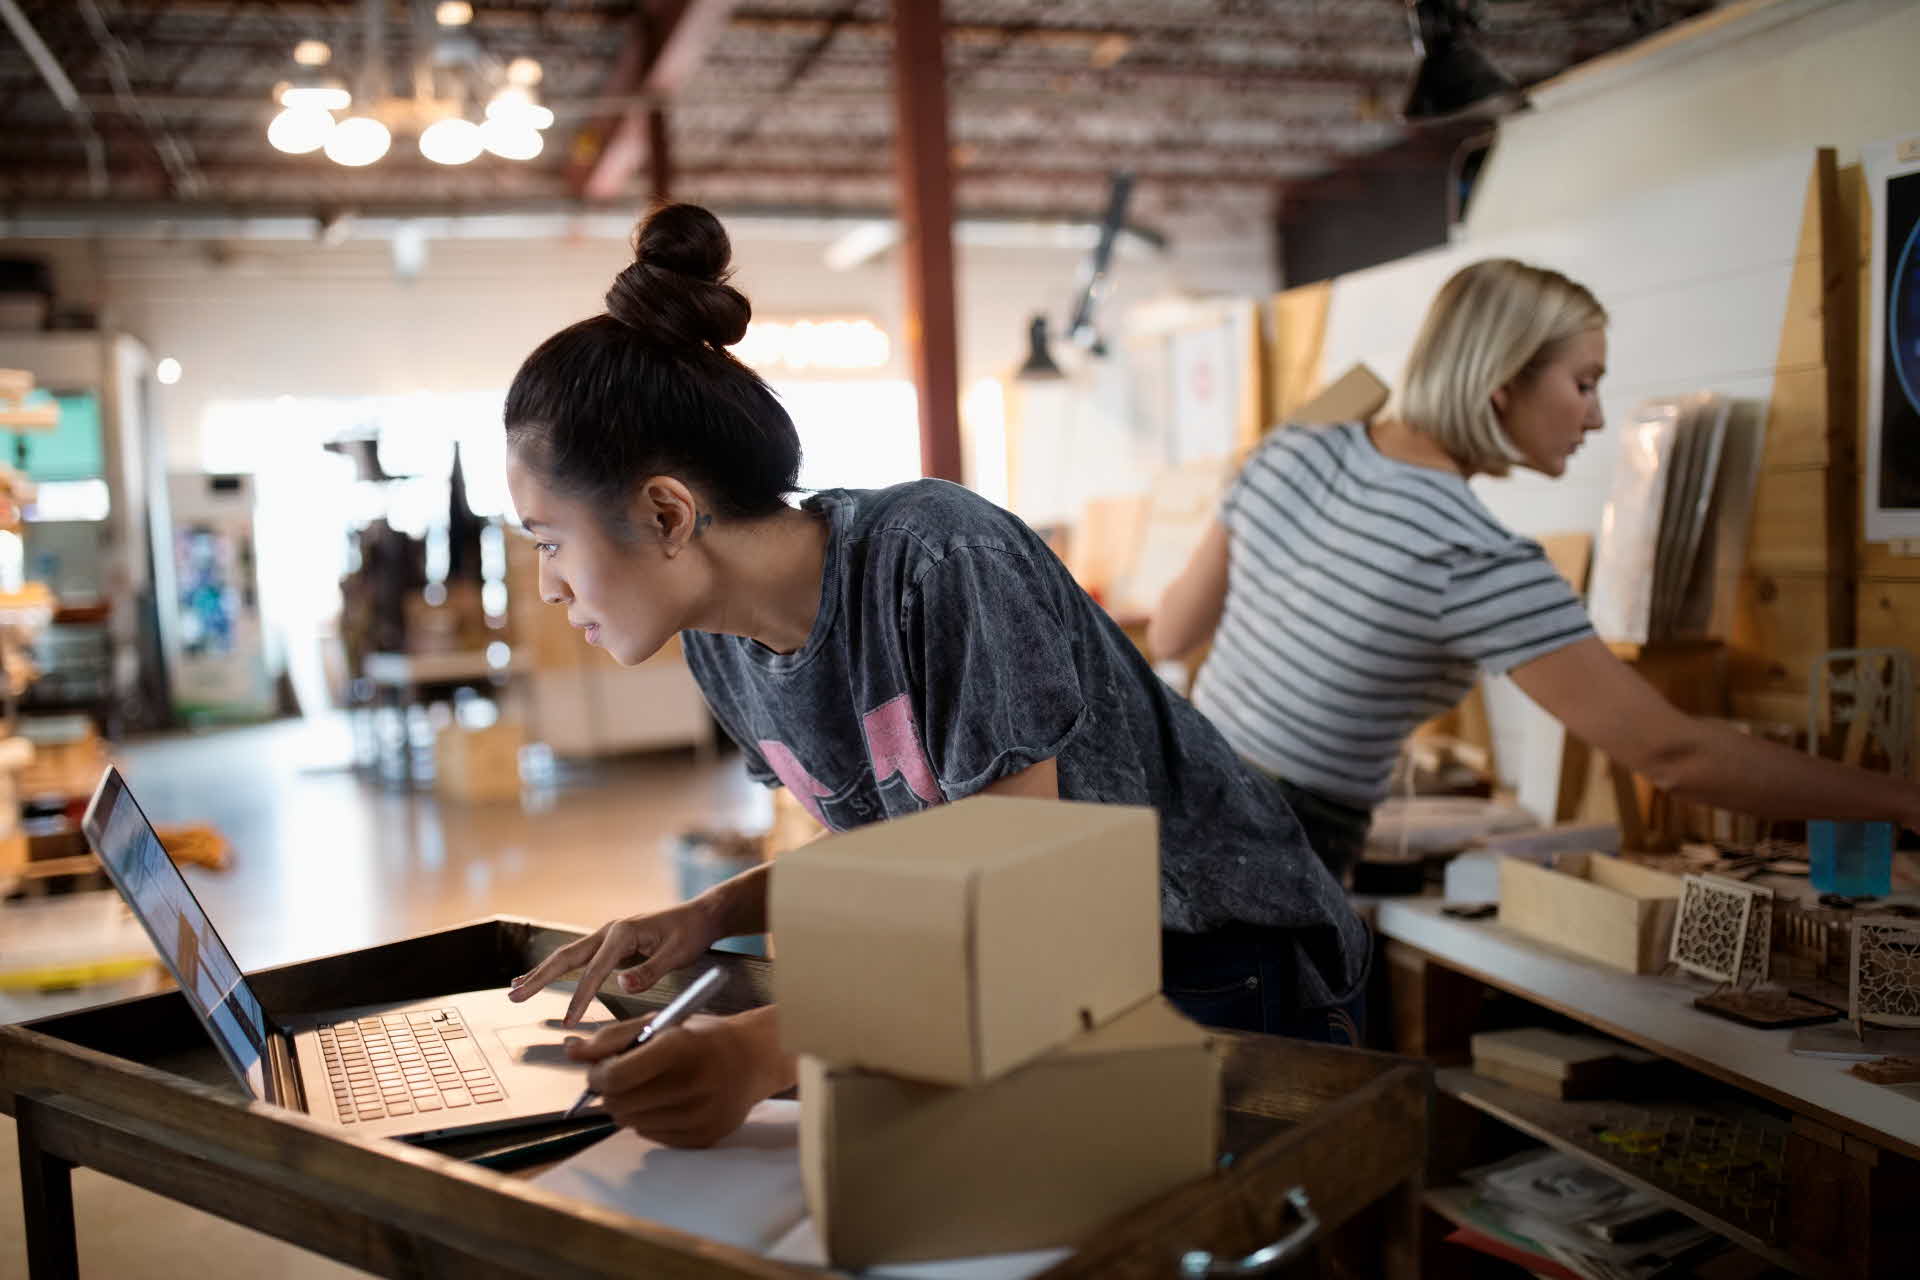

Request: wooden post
left=888, top=1, right=964, bottom=484
left=17, top=1098, right=80, bottom=1280
left=647, top=108, right=671, bottom=201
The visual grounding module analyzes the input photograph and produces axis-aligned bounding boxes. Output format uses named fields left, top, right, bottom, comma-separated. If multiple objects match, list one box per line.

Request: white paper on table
left=766, top=1220, right=1070, bottom=1280
left=531, top=1099, right=809, bottom=1252
left=532, top=1099, right=1075, bottom=1279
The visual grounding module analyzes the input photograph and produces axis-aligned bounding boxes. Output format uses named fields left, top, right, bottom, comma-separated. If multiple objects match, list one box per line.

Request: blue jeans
left=1161, top=922, right=1368, bottom=1046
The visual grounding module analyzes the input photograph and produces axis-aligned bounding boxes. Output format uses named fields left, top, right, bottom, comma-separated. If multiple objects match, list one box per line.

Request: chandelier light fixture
left=324, top=115, right=393, bottom=167
left=262, top=11, right=554, bottom=170
left=266, top=105, right=336, bottom=155
left=419, top=116, right=484, bottom=165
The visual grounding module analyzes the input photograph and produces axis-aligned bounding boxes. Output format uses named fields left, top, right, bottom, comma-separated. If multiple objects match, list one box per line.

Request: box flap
left=1059, top=996, right=1209, bottom=1057
left=787, top=796, right=1148, bottom=875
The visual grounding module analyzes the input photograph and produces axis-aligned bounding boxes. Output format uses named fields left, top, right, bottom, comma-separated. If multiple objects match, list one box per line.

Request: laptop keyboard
left=317, top=1009, right=504, bottom=1123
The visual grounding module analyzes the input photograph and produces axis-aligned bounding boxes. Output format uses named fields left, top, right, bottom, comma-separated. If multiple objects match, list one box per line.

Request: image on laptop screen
left=84, top=768, right=272, bottom=1099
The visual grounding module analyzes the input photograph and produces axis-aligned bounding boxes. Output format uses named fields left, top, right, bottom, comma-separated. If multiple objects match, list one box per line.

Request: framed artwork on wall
left=1864, top=133, right=1920, bottom=543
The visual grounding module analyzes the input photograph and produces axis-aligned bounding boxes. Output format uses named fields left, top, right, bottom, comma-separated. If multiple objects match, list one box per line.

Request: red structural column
left=889, top=1, right=964, bottom=484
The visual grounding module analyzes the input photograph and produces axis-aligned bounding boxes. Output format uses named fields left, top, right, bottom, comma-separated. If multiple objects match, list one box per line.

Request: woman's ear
left=637, top=476, right=701, bottom=555
left=1490, top=383, right=1511, bottom=418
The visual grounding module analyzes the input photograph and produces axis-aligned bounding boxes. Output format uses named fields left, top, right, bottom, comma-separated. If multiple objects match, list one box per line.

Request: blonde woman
left=1150, top=259, right=1920, bottom=876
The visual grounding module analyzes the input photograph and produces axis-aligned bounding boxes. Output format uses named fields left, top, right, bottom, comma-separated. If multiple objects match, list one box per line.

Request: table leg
left=1319, top=1173, right=1422, bottom=1280
left=16, top=1098, right=79, bottom=1280
left=401, top=684, right=419, bottom=786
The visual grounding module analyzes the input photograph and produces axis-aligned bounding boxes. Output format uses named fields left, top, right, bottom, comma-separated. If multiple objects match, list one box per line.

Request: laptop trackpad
left=493, top=1020, right=612, bottom=1070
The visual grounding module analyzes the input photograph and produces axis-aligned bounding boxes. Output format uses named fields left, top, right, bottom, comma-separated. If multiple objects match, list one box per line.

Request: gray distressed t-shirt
left=681, top=480, right=1367, bottom=1008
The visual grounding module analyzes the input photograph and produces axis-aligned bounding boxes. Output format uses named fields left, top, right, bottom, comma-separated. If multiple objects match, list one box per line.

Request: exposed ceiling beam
left=569, top=0, right=740, bottom=202
left=0, top=202, right=1173, bottom=254
left=49, top=89, right=1392, bottom=126
left=723, top=10, right=1642, bottom=54
left=0, top=0, right=108, bottom=194
left=0, top=160, right=1321, bottom=209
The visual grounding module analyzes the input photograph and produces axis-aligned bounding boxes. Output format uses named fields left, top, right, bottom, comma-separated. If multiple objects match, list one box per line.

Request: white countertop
left=1374, top=895, right=1920, bottom=1159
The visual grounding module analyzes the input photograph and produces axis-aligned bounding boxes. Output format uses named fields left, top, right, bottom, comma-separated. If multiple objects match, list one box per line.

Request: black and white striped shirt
left=1191, top=421, right=1593, bottom=807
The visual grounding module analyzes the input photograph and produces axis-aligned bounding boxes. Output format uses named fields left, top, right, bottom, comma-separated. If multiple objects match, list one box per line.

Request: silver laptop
left=82, top=765, right=609, bottom=1142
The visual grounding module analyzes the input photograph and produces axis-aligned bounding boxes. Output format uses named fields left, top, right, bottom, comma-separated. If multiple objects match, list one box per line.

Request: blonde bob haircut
left=1392, top=259, right=1607, bottom=477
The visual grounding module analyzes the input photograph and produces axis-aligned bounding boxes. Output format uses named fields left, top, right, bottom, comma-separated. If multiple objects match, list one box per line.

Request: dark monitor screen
left=81, top=767, right=271, bottom=1099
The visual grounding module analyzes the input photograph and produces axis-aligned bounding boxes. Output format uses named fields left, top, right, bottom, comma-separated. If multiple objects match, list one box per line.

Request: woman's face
left=1494, top=327, right=1608, bottom=478
left=504, top=449, right=694, bottom=667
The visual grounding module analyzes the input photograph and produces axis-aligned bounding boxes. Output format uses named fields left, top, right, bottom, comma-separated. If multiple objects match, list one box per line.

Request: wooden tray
left=2, top=916, right=1429, bottom=1278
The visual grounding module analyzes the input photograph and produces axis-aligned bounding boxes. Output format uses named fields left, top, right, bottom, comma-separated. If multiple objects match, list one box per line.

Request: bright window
left=774, top=380, right=923, bottom=493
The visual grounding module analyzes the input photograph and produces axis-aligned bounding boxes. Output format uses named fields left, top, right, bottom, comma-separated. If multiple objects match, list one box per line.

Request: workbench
left=4, top=916, right=1431, bottom=1279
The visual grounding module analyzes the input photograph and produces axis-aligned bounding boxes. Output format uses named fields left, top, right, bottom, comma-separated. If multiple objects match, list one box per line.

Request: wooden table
left=3, top=916, right=1430, bottom=1279
left=1376, top=897, right=1920, bottom=1278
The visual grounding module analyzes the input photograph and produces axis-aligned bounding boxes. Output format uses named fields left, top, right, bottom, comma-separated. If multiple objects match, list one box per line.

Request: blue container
left=669, top=833, right=770, bottom=957
left=1808, top=819, right=1895, bottom=898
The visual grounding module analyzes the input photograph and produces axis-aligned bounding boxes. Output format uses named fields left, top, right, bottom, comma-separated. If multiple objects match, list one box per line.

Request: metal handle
left=1177, top=1187, right=1319, bottom=1277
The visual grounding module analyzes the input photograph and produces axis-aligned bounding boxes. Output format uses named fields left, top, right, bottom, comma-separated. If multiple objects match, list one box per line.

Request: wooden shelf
left=1437, top=1067, right=1800, bottom=1272
left=1379, top=898, right=1920, bottom=1163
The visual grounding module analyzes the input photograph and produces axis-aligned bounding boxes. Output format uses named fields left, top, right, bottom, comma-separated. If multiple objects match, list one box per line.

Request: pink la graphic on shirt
left=757, top=693, right=942, bottom=829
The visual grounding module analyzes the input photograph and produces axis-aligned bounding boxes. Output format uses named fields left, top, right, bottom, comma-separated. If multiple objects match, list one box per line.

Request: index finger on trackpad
left=498, top=1020, right=612, bottom=1066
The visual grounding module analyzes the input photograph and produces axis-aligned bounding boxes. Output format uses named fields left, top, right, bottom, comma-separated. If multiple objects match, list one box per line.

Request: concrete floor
left=0, top=715, right=767, bottom=1279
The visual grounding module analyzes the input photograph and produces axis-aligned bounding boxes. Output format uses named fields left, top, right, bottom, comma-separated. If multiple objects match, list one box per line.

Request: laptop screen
left=82, top=767, right=272, bottom=1100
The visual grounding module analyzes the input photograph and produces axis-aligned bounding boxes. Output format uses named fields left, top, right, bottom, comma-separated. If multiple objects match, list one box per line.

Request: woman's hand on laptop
left=509, top=900, right=721, bottom=1026
left=564, top=1004, right=795, bottom=1148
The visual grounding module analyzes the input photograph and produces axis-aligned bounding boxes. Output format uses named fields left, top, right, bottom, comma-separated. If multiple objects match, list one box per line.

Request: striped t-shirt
left=1190, top=421, right=1594, bottom=808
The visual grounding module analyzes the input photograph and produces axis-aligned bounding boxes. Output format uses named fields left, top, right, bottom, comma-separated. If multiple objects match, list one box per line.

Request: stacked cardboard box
left=771, top=795, right=1219, bottom=1267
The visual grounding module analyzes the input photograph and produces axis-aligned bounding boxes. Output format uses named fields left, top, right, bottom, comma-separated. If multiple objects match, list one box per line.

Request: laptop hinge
left=266, top=1032, right=306, bottom=1112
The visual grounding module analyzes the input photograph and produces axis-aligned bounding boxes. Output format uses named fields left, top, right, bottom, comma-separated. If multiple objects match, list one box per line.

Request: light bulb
left=480, top=118, right=543, bottom=160
left=485, top=88, right=553, bottom=130
left=278, top=82, right=351, bottom=111
left=419, top=117, right=483, bottom=165
left=506, top=57, right=543, bottom=87
left=292, top=39, right=331, bottom=67
left=324, top=116, right=391, bottom=166
left=435, top=1, right=472, bottom=25
left=155, top=358, right=182, bottom=385
left=267, top=105, right=335, bottom=155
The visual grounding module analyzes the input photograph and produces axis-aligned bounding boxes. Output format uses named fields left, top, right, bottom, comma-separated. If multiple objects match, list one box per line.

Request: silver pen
left=563, top=966, right=727, bottom=1118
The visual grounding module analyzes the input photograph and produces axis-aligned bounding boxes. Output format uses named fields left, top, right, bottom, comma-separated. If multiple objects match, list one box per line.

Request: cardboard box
left=1470, top=1027, right=1657, bottom=1100
left=1290, top=362, right=1389, bottom=425
left=772, top=795, right=1160, bottom=1085
left=799, top=996, right=1218, bottom=1267
left=432, top=721, right=524, bottom=802
left=1498, top=852, right=1683, bottom=974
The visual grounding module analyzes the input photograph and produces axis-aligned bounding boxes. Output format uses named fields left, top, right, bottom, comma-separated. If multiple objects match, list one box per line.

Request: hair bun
left=606, top=203, right=751, bottom=349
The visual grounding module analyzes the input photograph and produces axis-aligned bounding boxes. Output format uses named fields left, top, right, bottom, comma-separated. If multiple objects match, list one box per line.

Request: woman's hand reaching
left=509, top=899, right=723, bottom=1026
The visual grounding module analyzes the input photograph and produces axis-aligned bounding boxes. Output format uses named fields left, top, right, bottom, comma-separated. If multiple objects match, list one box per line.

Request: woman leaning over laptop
left=500, top=202, right=1369, bottom=1148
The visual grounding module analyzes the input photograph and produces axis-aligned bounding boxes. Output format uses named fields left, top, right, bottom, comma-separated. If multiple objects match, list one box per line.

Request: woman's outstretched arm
left=1511, top=636, right=1920, bottom=833
left=1147, top=520, right=1231, bottom=661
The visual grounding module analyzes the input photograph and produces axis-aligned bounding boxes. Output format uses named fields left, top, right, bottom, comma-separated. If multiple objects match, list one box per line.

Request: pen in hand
left=564, top=965, right=727, bottom=1118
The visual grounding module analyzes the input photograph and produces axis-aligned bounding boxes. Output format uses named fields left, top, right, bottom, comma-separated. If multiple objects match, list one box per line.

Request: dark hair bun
left=606, top=203, right=751, bottom=348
